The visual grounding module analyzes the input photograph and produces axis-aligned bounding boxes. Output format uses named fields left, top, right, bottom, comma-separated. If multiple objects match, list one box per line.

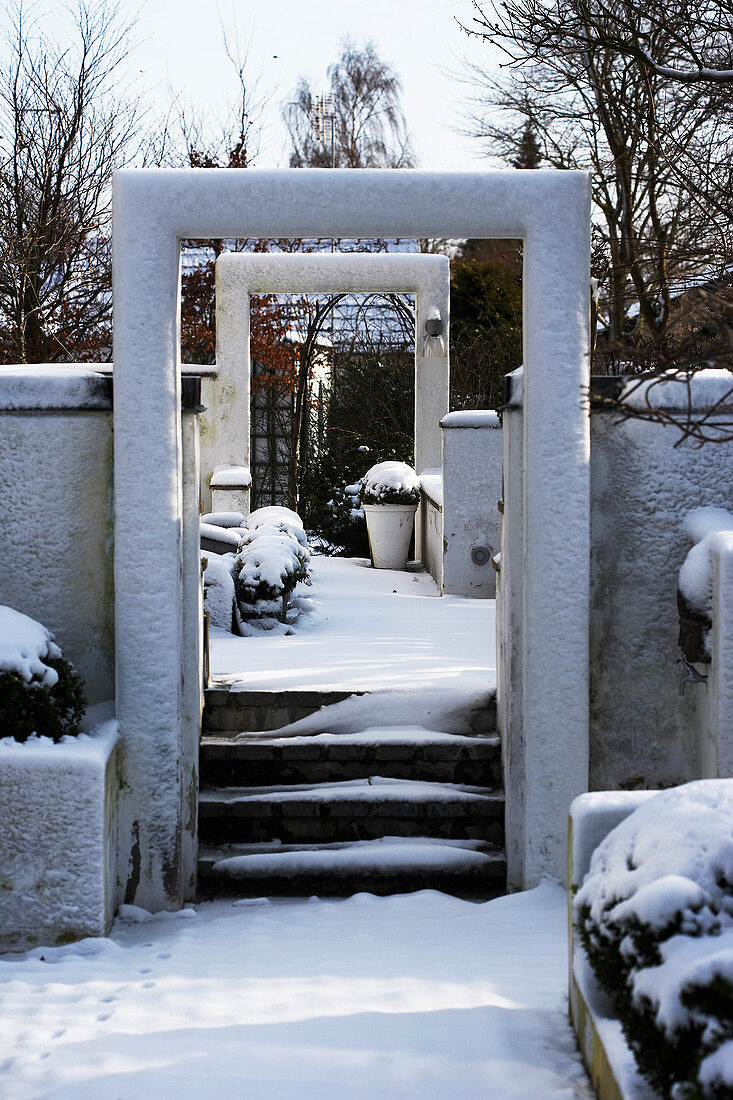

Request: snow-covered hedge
left=575, top=781, right=733, bottom=1098
left=200, top=508, right=313, bottom=632
left=232, top=507, right=311, bottom=628
left=0, top=607, right=86, bottom=742
left=360, top=461, right=420, bottom=506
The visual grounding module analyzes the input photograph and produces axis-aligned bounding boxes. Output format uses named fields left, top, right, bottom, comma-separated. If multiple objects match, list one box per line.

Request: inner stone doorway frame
left=206, top=251, right=450, bottom=551
left=112, top=167, right=591, bottom=909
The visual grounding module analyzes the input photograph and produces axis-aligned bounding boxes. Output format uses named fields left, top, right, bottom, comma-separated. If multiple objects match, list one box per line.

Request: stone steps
left=199, top=732, right=502, bottom=787
left=203, top=689, right=365, bottom=735
left=203, top=688, right=497, bottom=736
left=198, top=777, right=505, bottom=846
left=197, top=838, right=506, bottom=899
left=197, top=686, right=505, bottom=899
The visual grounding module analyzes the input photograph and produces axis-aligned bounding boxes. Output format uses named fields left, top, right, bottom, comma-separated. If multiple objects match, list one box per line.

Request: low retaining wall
left=0, top=725, right=118, bottom=951
left=419, top=471, right=443, bottom=589
left=702, top=531, right=733, bottom=777
left=568, top=792, right=660, bottom=1100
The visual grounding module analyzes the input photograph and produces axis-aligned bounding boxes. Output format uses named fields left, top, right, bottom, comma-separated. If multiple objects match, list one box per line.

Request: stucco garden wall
left=501, top=372, right=732, bottom=874
left=589, top=396, right=732, bottom=790
left=0, top=367, right=115, bottom=705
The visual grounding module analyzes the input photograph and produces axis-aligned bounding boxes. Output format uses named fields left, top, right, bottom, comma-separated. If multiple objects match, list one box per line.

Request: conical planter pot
left=363, top=503, right=417, bottom=570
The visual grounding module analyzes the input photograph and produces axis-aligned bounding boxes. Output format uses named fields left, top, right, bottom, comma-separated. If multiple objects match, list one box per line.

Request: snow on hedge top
left=235, top=535, right=310, bottom=596
left=361, top=461, right=420, bottom=505
left=0, top=606, right=62, bottom=687
left=248, top=506, right=304, bottom=531
left=575, top=780, right=733, bottom=932
left=679, top=506, right=733, bottom=614
left=246, top=508, right=307, bottom=547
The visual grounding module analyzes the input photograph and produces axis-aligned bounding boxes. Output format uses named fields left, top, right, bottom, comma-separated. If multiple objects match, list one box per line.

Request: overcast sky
left=110, top=0, right=500, bottom=169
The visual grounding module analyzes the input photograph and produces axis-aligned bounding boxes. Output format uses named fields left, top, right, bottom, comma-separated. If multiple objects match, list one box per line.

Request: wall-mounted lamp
left=423, top=314, right=446, bottom=358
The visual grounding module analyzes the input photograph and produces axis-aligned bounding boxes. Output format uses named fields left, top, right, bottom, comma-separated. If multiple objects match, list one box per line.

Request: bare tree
left=462, top=0, right=733, bottom=86
left=460, top=0, right=733, bottom=441
left=283, top=40, right=414, bottom=168
left=461, top=0, right=732, bottom=362
left=0, top=0, right=141, bottom=362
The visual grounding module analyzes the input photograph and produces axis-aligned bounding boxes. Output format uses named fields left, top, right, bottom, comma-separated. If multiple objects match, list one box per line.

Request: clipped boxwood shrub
left=575, top=781, right=733, bottom=1099
left=0, top=607, right=86, bottom=742
left=233, top=510, right=311, bottom=627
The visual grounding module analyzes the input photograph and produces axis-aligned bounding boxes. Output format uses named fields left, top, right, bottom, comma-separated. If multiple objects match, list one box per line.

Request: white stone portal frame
left=112, top=168, right=591, bottom=907
left=207, top=251, right=450, bottom=509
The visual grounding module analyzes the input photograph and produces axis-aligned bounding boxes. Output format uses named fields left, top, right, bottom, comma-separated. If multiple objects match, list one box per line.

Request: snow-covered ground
left=0, top=883, right=592, bottom=1099
left=210, top=554, right=496, bottom=693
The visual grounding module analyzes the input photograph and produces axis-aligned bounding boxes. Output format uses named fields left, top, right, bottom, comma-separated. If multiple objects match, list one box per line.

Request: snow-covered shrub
left=320, top=481, right=367, bottom=555
left=575, top=781, right=733, bottom=1098
left=234, top=536, right=310, bottom=621
left=201, top=552, right=236, bottom=631
left=361, top=461, right=420, bottom=506
left=247, top=506, right=307, bottom=545
left=0, top=607, right=86, bottom=742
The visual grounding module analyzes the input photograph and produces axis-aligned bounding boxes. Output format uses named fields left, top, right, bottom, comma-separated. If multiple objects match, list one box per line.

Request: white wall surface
left=0, top=368, right=114, bottom=704
left=590, top=411, right=732, bottom=789
left=0, top=726, right=118, bottom=952
left=419, top=482, right=444, bottom=589
left=702, top=531, right=733, bottom=778
left=442, top=412, right=502, bottom=599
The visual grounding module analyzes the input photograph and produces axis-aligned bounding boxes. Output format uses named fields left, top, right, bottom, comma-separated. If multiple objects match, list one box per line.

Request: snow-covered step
left=200, top=727, right=502, bottom=787
left=203, top=688, right=363, bottom=734
left=203, top=686, right=497, bottom=736
left=198, top=777, right=505, bottom=846
left=197, top=837, right=507, bottom=899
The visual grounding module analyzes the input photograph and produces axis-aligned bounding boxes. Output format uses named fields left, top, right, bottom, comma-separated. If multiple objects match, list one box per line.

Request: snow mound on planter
left=575, top=780, right=733, bottom=1099
left=679, top=506, right=733, bottom=616
left=361, top=461, right=420, bottom=505
left=0, top=606, right=62, bottom=687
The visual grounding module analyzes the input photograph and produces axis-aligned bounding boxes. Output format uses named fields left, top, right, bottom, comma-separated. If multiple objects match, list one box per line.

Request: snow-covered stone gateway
left=209, top=251, right=451, bottom=557
left=112, top=168, right=591, bottom=907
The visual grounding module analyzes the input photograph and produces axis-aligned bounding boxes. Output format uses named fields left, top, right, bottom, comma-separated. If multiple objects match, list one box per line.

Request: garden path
left=210, top=555, right=496, bottom=695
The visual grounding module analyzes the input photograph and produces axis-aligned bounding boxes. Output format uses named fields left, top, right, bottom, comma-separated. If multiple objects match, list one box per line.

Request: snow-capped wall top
left=210, top=464, right=252, bottom=488
left=441, top=410, right=501, bottom=430
left=683, top=506, right=733, bottom=545
left=621, top=368, right=733, bottom=410
left=0, top=719, right=118, bottom=761
left=362, top=461, right=421, bottom=505
left=0, top=366, right=111, bottom=410
left=0, top=606, right=62, bottom=686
